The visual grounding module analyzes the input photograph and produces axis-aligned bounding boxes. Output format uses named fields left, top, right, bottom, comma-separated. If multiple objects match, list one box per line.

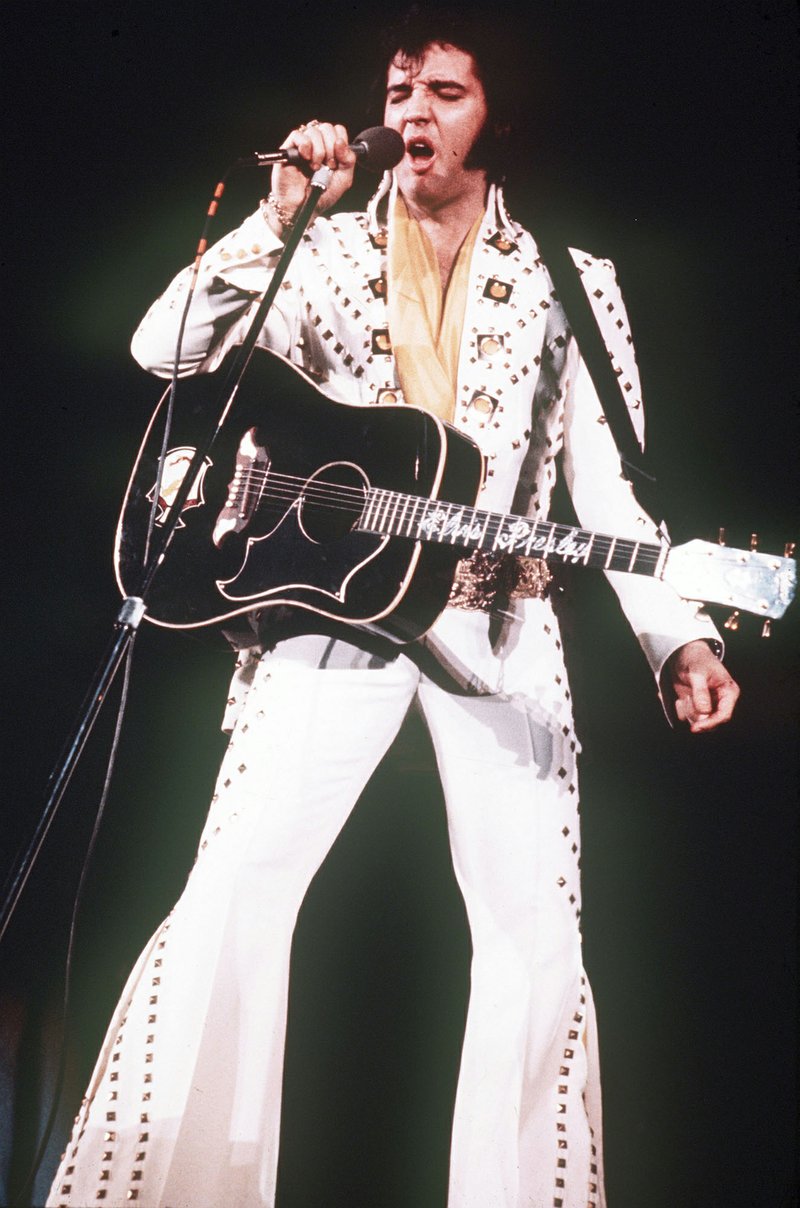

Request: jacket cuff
left=641, top=630, right=725, bottom=726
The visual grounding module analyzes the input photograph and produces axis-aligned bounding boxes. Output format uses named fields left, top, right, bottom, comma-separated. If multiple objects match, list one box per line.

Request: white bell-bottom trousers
left=48, top=644, right=604, bottom=1208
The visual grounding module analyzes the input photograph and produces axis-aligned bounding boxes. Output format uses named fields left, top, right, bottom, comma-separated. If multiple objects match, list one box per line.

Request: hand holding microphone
left=254, top=122, right=404, bottom=236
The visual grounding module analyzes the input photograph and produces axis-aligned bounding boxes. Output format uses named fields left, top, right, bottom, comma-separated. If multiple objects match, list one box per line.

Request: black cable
left=142, top=171, right=233, bottom=571
left=16, top=637, right=138, bottom=1204
left=16, top=165, right=238, bottom=1205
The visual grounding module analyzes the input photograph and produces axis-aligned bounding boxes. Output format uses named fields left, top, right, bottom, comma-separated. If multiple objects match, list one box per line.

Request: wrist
left=261, top=193, right=302, bottom=239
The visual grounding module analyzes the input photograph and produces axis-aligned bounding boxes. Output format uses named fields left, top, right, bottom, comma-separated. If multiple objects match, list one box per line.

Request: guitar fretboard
left=359, top=488, right=665, bottom=577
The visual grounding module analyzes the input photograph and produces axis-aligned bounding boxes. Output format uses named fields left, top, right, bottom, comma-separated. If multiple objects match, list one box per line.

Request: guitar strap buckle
left=448, top=553, right=552, bottom=613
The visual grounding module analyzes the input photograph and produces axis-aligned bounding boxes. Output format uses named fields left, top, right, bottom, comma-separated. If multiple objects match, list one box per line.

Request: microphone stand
left=0, top=166, right=334, bottom=941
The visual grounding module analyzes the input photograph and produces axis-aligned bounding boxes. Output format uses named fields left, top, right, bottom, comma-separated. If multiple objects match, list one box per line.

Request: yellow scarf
left=387, top=193, right=481, bottom=422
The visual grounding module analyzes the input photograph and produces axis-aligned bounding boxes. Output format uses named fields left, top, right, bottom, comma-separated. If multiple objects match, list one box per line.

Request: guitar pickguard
left=217, top=460, right=388, bottom=604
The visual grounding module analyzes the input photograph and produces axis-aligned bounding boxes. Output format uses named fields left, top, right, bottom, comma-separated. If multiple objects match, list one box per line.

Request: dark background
left=1, top=1, right=797, bottom=1205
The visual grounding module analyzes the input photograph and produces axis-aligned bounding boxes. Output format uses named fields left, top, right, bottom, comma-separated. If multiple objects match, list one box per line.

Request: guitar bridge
left=212, top=427, right=270, bottom=548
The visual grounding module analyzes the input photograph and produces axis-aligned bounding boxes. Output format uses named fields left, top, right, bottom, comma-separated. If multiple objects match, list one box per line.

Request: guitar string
left=199, top=468, right=661, bottom=560
left=190, top=472, right=662, bottom=563
left=204, top=495, right=662, bottom=568
left=219, top=479, right=641, bottom=541
left=167, top=460, right=781, bottom=573
left=164, top=462, right=669, bottom=567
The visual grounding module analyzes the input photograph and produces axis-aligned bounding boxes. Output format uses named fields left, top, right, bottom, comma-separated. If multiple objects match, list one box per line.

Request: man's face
left=383, top=42, right=489, bottom=210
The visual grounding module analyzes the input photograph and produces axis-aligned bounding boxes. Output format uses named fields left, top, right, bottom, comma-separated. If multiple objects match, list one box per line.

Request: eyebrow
left=386, top=77, right=468, bottom=95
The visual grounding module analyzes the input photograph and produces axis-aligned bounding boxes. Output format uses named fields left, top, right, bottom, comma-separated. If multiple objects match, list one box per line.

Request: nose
left=402, top=82, right=432, bottom=125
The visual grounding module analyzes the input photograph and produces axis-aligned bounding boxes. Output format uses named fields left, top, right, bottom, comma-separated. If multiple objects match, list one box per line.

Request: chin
left=396, top=168, right=438, bottom=200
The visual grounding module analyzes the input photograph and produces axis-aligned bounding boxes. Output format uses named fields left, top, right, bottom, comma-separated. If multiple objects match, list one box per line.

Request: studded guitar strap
left=536, top=233, right=661, bottom=519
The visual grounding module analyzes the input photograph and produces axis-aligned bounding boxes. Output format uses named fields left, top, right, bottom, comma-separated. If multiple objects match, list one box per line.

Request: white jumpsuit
left=48, top=180, right=720, bottom=1208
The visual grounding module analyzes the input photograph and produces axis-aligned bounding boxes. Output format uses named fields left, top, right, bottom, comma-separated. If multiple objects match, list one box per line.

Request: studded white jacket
left=131, top=179, right=721, bottom=699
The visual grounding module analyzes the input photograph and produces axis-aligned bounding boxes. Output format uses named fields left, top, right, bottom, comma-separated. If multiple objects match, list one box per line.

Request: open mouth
left=405, top=137, right=435, bottom=161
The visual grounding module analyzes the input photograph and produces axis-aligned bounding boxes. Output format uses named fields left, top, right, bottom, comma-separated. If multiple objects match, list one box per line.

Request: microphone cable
left=16, top=160, right=234, bottom=1205
left=15, top=639, right=137, bottom=1206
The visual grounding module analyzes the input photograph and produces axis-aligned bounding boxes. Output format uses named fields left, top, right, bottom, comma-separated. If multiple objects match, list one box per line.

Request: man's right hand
left=267, top=120, right=357, bottom=236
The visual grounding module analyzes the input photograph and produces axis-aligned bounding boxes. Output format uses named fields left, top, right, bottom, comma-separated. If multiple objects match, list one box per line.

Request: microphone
left=239, top=126, right=404, bottom=174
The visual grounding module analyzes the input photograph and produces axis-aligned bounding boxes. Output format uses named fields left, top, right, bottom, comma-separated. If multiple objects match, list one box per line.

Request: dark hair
left=369, top=5, right=528, bottom=184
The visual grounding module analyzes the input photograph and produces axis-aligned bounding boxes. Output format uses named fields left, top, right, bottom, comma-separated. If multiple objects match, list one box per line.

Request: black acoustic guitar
left=115, top=349, right=796, bottom=641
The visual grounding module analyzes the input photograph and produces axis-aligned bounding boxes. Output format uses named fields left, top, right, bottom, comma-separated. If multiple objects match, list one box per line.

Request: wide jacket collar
left=366, top=173, right=522, bottom=246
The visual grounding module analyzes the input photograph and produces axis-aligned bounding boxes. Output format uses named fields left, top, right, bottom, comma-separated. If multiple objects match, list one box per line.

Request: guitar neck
left=359, top=488, right=667, bottom=577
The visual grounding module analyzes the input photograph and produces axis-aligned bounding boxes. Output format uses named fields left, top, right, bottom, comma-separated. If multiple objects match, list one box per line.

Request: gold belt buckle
left=448, top=552, right=552, bottom=612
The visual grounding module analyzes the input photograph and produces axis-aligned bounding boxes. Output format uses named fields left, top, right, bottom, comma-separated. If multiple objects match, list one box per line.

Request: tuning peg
left=724, top=610, right=740, bottom=631
left=761, top=619, right=772, bottom=638
left=750, top=532, right=759, bottom=550
left=718, top=526, right=726, bottom=545
left=785, top=541, right=796, bottom=558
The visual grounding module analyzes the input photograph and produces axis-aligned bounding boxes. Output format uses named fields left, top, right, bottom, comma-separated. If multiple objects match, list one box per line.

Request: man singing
left=48, top=9, right=738, bottom=1207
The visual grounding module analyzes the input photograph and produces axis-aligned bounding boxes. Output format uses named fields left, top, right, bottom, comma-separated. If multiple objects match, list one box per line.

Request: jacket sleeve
left=559, top=256, right=723, bottom=690
left=130, top=207, right=301, bottom=378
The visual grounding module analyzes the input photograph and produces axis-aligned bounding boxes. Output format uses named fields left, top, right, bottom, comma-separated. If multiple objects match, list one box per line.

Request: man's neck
left=400, top=180, right=488, bottom=289
left=401, top=178, right=488, bottom=234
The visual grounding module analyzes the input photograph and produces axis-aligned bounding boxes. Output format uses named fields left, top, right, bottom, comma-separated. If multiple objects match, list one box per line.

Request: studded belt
left=447, top=551, right=552, bottom=613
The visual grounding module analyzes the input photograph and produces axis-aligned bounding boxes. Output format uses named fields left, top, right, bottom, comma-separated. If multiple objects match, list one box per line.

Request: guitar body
left=116, top=349, right=485, bottom=642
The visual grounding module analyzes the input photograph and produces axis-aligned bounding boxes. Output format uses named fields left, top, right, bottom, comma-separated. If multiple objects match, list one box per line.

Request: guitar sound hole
left=298, top=463, right=368, bottom=545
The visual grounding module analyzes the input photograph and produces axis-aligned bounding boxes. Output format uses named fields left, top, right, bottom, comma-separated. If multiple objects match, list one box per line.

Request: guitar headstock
left=662, top=534, right=796, bottom=624
left=716, top=533, right=796, bottom=636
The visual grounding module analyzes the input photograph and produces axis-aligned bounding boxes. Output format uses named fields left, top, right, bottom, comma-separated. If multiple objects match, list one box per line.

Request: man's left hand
left=665, top=640, right=740, bottom=733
